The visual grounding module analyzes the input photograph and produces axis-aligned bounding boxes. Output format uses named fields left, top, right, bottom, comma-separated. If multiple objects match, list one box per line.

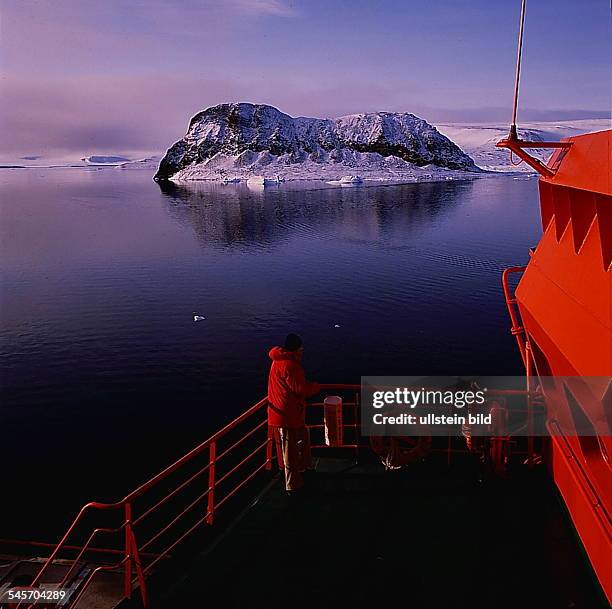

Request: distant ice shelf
left=436, top=119, right=609, bottom=173
left=82, top=155, right=131, bottom=165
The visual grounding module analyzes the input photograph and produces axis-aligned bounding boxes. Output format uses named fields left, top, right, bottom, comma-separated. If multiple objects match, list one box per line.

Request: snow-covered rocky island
left=154, top=103, right=479, bottom=183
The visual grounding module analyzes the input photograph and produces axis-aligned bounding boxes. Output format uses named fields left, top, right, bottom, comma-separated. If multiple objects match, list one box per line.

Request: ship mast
left=496, top=0, right=572, bottom=177
left=509, top=0, right=527, bottom=141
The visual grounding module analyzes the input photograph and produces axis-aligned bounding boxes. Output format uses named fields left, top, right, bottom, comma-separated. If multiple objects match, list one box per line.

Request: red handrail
left=11, top=382, right=534, bottom=608
left=502, top=266, right=527, bottom=366
left=13, top=395, right=275, bottom=608
left=14, top=388, right=363, bottom=608
left=124, top=397, right=269, bottom=502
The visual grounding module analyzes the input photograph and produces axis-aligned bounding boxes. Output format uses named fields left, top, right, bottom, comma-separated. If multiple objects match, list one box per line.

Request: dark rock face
left=154, top=103, right=477, bottom=181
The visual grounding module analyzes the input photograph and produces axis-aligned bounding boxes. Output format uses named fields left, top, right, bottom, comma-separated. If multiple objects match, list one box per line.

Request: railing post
left=526, top=341, right=534, bottom=468
left=124, top=503, right=133, bottom=600
left=124, top=503, right=148, bottom=607
left=130, top=528, right=148, bottom=608
left=206, top=441, right=216, bottom=525
left=266, top=425, right=273, bottom=470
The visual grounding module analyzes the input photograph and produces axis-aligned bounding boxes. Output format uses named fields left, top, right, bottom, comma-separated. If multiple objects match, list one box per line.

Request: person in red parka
left=267, top=333, right=320, bottom=493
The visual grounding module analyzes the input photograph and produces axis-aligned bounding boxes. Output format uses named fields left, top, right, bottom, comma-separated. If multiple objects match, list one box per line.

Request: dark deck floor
left=154, top=455, right=604, bottom=608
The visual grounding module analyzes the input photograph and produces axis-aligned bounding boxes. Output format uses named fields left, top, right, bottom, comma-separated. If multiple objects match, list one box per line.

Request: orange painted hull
left=513, top=129, right=611, bottom=602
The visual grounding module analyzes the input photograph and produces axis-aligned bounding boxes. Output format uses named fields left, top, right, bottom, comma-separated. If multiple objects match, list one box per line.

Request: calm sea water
left=0, top=168, right=540, bottom=536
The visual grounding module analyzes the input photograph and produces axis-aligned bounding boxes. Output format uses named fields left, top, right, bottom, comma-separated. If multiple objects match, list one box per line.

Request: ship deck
left=152, top=454, right=604, bottom=608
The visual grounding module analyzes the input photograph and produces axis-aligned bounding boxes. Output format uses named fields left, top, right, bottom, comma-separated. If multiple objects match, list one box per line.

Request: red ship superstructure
left=499, top=127, right=612, bottom=602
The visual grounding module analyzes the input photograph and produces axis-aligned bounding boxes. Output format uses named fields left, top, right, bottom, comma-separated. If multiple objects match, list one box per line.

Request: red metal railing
left=502, top=266, right=527, bottom=367
left=13, top=386, right=362, bottom=609
left=11, top=383, right=536, bottom=608
left=501, top=265, right=540, bottom=464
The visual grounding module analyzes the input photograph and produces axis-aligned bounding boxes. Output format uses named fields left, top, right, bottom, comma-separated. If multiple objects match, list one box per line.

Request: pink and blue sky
left=1, top=0, right=609, bottom=161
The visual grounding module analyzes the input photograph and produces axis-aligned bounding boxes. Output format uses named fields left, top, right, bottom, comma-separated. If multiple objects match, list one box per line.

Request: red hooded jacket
left=267, top=346, right=320, bottom=428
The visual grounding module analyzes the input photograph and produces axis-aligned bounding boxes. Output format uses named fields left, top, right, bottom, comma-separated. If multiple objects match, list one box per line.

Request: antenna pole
left=510, top=0, right=527, bottom=140
left=497, top=0, right=572, bottom=177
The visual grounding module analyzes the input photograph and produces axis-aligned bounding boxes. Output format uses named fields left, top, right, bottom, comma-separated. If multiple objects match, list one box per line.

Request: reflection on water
left=158, top=179, right=464, bottom=250
left=0, top=169, right=541, bottom=536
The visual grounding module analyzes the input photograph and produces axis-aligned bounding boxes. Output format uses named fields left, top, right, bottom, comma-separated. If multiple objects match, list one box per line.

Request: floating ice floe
left=339, top=175, right=363, bottom=185
left=246, top=175, right=284, bottom=187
